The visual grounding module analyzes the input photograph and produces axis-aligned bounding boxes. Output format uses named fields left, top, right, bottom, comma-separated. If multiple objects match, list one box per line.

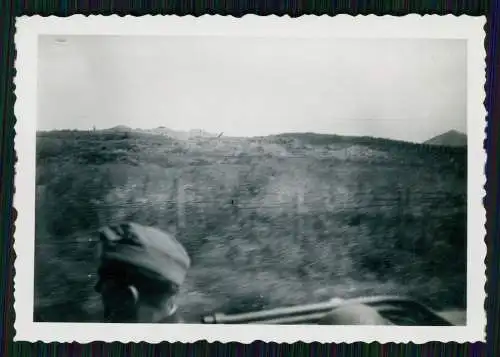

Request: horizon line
left=36, top=127, right=467, bottom=146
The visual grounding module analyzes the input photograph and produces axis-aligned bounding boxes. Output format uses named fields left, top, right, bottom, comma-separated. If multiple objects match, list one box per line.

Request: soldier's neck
left=150, top=303, right=178, bottom=323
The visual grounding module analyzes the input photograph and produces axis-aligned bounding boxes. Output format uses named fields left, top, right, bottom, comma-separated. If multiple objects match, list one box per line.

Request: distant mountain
left=105, top=125, right=133, bottom=132
left=424, top=130, right=467, bottom=147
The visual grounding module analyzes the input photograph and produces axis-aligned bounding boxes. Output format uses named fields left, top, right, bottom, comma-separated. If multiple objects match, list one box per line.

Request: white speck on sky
left=38, top=35, right=466, bottom=143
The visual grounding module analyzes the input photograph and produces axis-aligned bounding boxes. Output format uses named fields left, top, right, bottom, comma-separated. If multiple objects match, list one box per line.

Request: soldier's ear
left=127, top=285, right=139, bottom=305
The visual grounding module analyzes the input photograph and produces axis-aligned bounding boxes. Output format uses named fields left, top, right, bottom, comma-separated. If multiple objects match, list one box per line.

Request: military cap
left=97, top=222, right=191, bottom=287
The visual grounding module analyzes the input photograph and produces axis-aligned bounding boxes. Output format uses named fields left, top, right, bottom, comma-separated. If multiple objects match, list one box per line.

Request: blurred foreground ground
left=34, top=131, right=467, bottom=323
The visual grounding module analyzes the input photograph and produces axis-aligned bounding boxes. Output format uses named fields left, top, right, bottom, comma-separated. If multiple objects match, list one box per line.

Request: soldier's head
left=95, top=222, right=191, bottom=323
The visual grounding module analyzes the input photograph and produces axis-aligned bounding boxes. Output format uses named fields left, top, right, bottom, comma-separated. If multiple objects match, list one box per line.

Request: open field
left=34, top=130, right=467, bottom=323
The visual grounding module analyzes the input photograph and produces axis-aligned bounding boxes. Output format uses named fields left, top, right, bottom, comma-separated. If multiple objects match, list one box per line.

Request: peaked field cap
left=97, top=222, right=191, bottom=286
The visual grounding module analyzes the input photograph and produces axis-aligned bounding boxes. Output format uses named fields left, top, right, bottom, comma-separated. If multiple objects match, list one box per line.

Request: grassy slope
left=34, top=130, right=467, bottom=322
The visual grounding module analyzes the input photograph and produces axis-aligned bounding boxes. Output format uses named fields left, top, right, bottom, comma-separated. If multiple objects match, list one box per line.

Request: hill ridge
left=424, top=130, right=467, bottom=147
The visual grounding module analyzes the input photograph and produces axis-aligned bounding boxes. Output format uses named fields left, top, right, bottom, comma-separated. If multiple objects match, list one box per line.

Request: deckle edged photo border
left=13, top=13, right=487, bottom=345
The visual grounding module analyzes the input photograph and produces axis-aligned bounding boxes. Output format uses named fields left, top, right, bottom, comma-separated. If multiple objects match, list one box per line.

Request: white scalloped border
left=12, top=14, right=487, bottom=344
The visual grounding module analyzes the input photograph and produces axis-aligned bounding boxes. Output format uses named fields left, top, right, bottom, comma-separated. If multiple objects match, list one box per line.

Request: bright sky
left=38, top=35, right=466, bottom=143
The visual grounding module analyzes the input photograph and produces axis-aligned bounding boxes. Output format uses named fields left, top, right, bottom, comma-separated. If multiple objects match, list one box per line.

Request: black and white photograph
left=13, top=15, right=486, bottom=343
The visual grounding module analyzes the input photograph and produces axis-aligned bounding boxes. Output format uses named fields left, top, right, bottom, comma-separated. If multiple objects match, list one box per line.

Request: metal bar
left=247, top=312, right=330, bottom=325
left=202, top=297, right=453, bottom=326
left=202, top=296, right=422, bottom=324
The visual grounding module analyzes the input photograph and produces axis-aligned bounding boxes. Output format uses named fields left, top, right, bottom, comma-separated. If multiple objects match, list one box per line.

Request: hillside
left=101, top=126, right=219, bottom=140
left=424, top=130, right=467, bottom=147
left=34, top=130, right=467, bottom=323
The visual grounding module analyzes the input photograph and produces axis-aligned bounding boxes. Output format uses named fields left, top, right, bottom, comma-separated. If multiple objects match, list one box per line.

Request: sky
left=38, top=35, right=467, bottom=143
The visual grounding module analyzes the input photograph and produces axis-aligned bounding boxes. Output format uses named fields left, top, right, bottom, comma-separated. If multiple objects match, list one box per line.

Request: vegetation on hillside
left=34, top=130, right=467, bottom=322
